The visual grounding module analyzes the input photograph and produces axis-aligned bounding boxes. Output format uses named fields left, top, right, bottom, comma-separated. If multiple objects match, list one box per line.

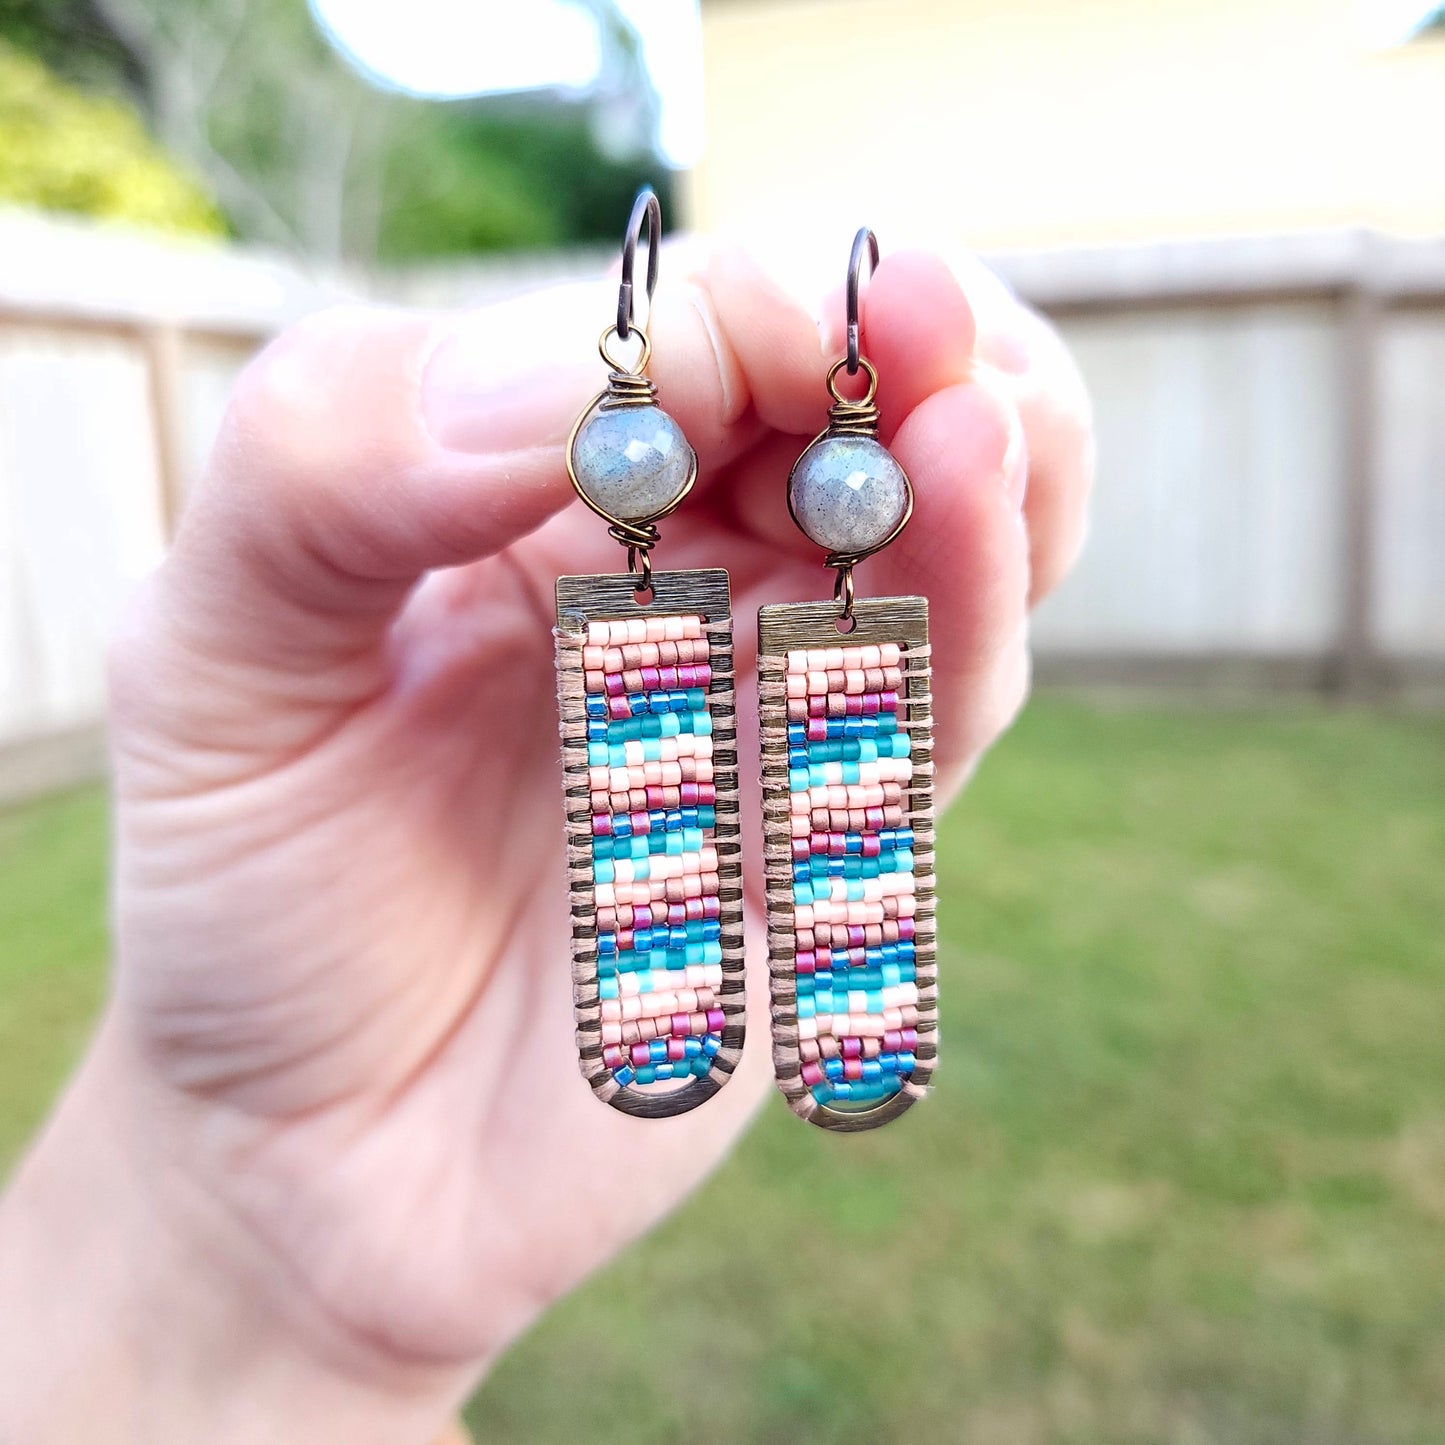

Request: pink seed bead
left=705, top=1008, right=725, bottom=1031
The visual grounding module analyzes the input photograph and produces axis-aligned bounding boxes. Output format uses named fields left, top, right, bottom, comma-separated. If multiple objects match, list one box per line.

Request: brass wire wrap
left=796, top=356, right=913, bottom=623
left=565, top=322, right=698, bottom=587
left=601, top=371, right=660, bottom=408
left=824, top=356, right=881, bottom=436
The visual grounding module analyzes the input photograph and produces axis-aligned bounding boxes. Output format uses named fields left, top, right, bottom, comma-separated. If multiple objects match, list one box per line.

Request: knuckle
left=215, top=304, right=415, bottom=491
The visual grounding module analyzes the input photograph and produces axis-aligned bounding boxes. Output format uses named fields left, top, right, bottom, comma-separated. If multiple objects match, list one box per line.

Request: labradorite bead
left=788, top=435, right=910, bottom=554
left=571, top=404, right=695, bottom=523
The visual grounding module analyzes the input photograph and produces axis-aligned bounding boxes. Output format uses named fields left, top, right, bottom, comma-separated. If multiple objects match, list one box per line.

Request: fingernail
left=422, top=280, right=605, bottom=453
left=948, top=251, right=1032, bottom=376
left=971, top=365, right=1028, bottom=507
left=712, top=236, right=831, bottom=355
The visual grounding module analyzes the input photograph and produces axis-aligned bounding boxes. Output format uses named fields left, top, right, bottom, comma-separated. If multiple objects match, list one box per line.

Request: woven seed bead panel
left=758, top=597, right=937, bottom=1131
left=556, top=570, right=745, bottom=1118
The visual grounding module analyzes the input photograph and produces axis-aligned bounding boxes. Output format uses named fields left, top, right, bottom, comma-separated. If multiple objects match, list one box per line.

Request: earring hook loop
left=617, top=186, right=662, bottom=341
left=845, top=226, right=880, bottom=375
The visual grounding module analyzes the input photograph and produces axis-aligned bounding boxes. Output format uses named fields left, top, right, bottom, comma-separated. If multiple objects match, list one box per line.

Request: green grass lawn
left=3, top=701, right=1443, bottom=1443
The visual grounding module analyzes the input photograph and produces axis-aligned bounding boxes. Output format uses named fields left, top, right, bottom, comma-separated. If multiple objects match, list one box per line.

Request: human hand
left=0, top=242, right=1092, bottom=1443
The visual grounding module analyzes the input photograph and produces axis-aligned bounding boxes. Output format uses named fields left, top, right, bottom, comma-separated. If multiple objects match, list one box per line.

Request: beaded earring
left=758, top=229, right=939, bottom=1131
left=553, top=188, right=745, bottom=1117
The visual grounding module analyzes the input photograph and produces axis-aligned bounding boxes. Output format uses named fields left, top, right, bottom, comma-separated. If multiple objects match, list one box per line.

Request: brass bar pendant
left=556, top=568, right=746, bottom=1117
left=758, top=596, right=938, bottom=1131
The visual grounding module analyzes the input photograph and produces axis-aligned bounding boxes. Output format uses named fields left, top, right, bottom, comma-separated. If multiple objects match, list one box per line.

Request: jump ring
left=826, top=356, right=878, bottom=408
left=629, top=545, right=653, bottom=594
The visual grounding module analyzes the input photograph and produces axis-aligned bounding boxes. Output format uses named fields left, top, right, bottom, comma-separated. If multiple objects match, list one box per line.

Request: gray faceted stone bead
left=788, top=435, right=910, bottom=554
left=571, top=404, right=695, bottom=524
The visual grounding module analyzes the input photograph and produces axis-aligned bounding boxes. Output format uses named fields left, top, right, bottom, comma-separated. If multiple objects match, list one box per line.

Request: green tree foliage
left=0, top=0, right=142, bottom=94
left=378, top=103, right=675, bottom=260
left=0, top=39, right=222, bottom=234
left=0, top=0, right=674, bottom=260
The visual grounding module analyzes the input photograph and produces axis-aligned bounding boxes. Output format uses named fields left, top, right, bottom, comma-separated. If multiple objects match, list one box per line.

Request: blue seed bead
left=797, top=855, right=903, bottom=882
left=784, top=714, right=899, bottom=741
left=614, top=1064, right=635, bottom=1085
left=819, top=1075, right=904, bottom=1104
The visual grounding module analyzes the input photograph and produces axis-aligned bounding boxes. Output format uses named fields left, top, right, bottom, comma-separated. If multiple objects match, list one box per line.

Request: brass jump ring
left=628, top=545, right=654, bottom=594
left=826, top=355, right=879, bottom=408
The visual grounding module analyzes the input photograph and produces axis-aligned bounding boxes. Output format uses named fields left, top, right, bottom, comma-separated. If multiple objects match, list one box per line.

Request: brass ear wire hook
left=845, top=227, right=880, bottom=376
left=566, top=186, right=698, bottom=596
left=784, top=227, right=914, bottom=628
left=617, top=186, right=661, bottom=341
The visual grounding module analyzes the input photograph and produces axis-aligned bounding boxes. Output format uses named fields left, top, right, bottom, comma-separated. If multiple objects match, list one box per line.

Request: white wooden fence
left=1, top=213, right=1442, bottom=786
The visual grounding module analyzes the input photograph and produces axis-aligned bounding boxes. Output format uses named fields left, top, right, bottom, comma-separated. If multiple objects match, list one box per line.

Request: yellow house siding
left=691, top=0, right=1445, bottom=247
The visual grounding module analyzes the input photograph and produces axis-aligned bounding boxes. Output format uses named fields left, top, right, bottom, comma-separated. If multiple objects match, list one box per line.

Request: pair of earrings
left=553, top=190, right=937, bottom=1132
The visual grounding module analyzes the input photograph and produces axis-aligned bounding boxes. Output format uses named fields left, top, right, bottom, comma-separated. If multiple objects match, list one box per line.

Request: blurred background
left=1, top=1, right=1443, bottom=1440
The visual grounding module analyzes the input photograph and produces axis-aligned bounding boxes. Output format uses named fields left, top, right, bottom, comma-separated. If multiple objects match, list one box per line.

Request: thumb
left=157, top=294, right=597, bottom=680
left=131, top=247, right=827, bottom=691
